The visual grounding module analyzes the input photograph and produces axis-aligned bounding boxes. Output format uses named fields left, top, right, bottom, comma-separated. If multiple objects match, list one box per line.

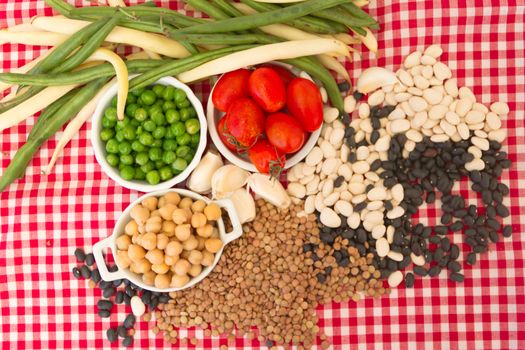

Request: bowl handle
left=92, top=236, right=127, bottom=282
left=215, top=198, right=243, bottom=245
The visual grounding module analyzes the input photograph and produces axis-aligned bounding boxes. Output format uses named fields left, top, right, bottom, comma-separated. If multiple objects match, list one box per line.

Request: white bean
left=404, top=51, right=422, bottom=68
left=347, top=212, right=361, bottom=229
left=306, top=147, right=323, bottom=167
left=397, top=69, right=414, bottom=87
left=430, top=134, right=450, bottom=143
left=368, top=90, right=385, bottom=106
left=323, top=192, right=340, bottom=206
left=386, top=206, right=405, bottom=219
left=488, top=129, right=507, bottom=142
left=457, top=122, right=470, bottom=140
left=444, top=78, right=458, bottom=97
left=433, top=61, right=452, bottom=80
left=320, top=140, right=336, bottom=159
left=471, top=136, right=489, bottom=151
left=490, top=101, right=510, bottom=115
left=376, top=238, right=390, bottom=258
left=343, top=95, right=357, bottom=114
left=329, top=128, right=345, bottom=145
left=387, top=270, right=403, bottom=288
left=352, top=161, right=370, bottom=174
left=334, top=200, right=353, bottom=217
left=424, top=44, right=443, bottom=58
left=358, top=103, right=370, bottom=119
left=485, top=112, right=502, bottom=130
left=304, top=196, right=315, bottom=214
left=367, top=187, right=387, bottom=201
left=323, top=107, right=339, bottom=123
left=390, top=119, right=411, bottom=134
left=465, top=110, right=485, bottom=124
left=421, top=54, right=436, bottom=65
left=320, top=207, right=341, bottom=228
left=371, top=224, right=386, bottom=239
left=287, top=183, right=306, bottom=199
left=428, top=105, right=448, bottom=120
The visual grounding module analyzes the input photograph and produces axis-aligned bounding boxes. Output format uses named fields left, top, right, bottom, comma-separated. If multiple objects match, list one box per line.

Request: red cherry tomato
left=286, top=77, right=323, bottom=132
left=248, top=67, right=286, bottom=113
left=225, top=98, right=265, bottom=148
left=248, top=139, right=286, bottom=177
left=265, top=112, right=305, bottom=154
left=217, top=115, right=238, bottom=151
left=212, top=68, right=251, bottom=112
left=260, top=64, right=295, bottom=86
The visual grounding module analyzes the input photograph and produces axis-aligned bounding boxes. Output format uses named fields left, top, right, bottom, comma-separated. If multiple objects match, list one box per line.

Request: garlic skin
left=228, top=188, right=256, bottom=224
left=247, top=173, right=291, bottom=209
left=211, top=164, right=250, bottom=199
left=187, top=151, right=224, bottom=194
left=356, top=67, right=398, bottom=94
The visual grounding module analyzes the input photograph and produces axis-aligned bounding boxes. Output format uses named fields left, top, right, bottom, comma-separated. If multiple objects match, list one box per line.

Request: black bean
left=370, top=158, right=382, bottom=171
left=486, top=205, right=496, bottom=219
left=72, top=267, right=81, bottom=279
left=347, top=153, right=357, bottom=162
left=74, top=248, right=86, bottom=262
left=470, top=171, right=481, bottom=183
left=352, top=91, right=363, bottom=101
left=426, top=191, right=436, bottom=203
left=98, top=309, right=110, bottom=318
left=85, top=253, right=95, bottom=267
left=89, top=269, right=100, bottom=284
left=502, top=225, right=512, bottom=238
left=487, top=219, right=501, bottom=230
left=497, top=183, right=509, bottom=195
left=450, top=221, right=463, bottom=232
left=433, top=248, right=444, bottom=262
left=125, top=285, right=136, bottom=297
left=159, top=294, right=170, bottom=304
left=399, top=256, right=411, bottom=270
left=115, top=291, right=125, bottom=304
left=434, top=226, right=448, bottom=235
left=453, top=209, right=467, bottom=218
left=450, top=272, right=465, bottom=283
left=429, top=235, right=441, bottom=245
left=107, top=328, right=118, bottom=343
left=463, top=215, right=475, bottom=226
left=103, top=287, right=115, bottom=299
left=421, top=227, right=432, bottom=238
left=449, top=244, right=460, bottom=260
left=466, top=252, right=477, bottom=265
left=354, top=202, right=367, bottom=212
left=428, top=265, right=441, bottom=277
left=489, top=230, right=500, bottom=243
left=97, top=300, right=113, bottom=311
left=124, top=295, right=131, bottom=305
left=481, top=190, right=493, bottom=205
left=123, top=314, right=136, bottom=329
left=447, top=261, right=461, bottom=273
left=413, top=266, right=427, bottom=277
left=441, top=213, right=452, bottom=225
left=342, top=113, right=351, bottom=125
left=316, top=273, right=326, bottom=283
left=118, top=325, right=127, bottom=338
left=496, top=204, right=509, bottom=217
left=113, top=279, right=123, bottom=288
left=405, top=272, right=415, bottom=288
left=493, top=191, right=503, bottom=203
left=468, top=205, right=477, bottom=216
left=80, top=265, right=91, bottom=279
left=338, top=81, right=350, bottom=92
left=122, top=336, right=133, bottom=347
left=473, top=245, right=487, bottom=253
left=99, top=280, right=112, bottom=289
left=441, top=237, right=451, bottom=251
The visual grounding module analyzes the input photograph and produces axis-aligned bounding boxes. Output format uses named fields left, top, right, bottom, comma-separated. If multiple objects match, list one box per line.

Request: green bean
left=0, top=78, right=107, bottom=192
left=282, top=57, right=344, bottom=112
left=212, top=0, right=245, bottom=18
left=44, top=0, right=74, bottom=16
left=175, top=0, right=350, bottom=34
left=310, top=7, right=376, bottom=28
left=167, top=33, right=274, bottom=45
left=185, top=0, right=230, bottom=20
left=0, top=60, right=166, bottom=87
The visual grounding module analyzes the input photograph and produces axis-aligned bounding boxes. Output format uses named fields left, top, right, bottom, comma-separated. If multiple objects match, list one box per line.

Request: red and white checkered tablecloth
left=1, top=0, right=524, bottom=349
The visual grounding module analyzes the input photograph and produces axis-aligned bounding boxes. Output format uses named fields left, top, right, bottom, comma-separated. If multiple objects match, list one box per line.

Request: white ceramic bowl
left=207, top=63, right=321, bottom=173
left=91, top=76, right=207, bottom=192
left=92, top=188, right=243, bottom=293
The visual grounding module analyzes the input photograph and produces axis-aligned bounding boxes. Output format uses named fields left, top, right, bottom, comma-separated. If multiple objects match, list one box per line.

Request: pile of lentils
left=72, top=248, right=171, bottom=347
left=153, top=199, right=386, bottom=349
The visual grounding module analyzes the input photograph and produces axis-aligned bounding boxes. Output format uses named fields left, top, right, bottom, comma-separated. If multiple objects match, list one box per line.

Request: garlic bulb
left=187, top=151, right=224, bottom=194
left=211, top=164, right=250, bottom=199
left=247, top=173, right=291, bottom=209
left=228, top=188, right=256, bottom=224
left=356, top=67, right=398, bottom=94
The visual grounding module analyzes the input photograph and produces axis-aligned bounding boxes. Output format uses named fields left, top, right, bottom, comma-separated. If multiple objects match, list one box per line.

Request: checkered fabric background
left=1, top=0, right=524, bottom=349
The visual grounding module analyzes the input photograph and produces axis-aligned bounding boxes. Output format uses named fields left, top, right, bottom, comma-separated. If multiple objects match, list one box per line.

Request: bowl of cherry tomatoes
left=207, top=62, right=323, bottom=177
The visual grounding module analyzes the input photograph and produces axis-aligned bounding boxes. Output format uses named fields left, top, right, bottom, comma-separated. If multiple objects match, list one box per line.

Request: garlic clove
left=247, top=173, right=291, bottom=209
left=354, top=27, right=378, bottom=53
left=356, top=67, right=398, bottom=94
left=228, top=188, right=256, bottom=224
left=187, top=151, right=223, bottom=194
left=211, top=164, right=250, bottom=199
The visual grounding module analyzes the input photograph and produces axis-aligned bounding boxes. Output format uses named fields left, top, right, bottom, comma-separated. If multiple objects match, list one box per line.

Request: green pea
left=163, top=139, right=178, bottom=151
left=165, top=109, right=180, bottom=124
left=136, top=126, right=143, bottom=135
left=105, top=138, right=119, bottom=154
left=176, top=146, right=191, bottom=158
left=136, top=152, right=149, bottom=166
left=153, top=126, right=166, bottom=139
left=131, top=87, right=145, bottom=97
left=106, top=153, right=119, bottom=167
left=110, top=96, right=118, bottom=107
left=143, top=120, right=156, bottom=132
left=134, top=108, right=148, bottom=122
left=162, top=100, right=176, bottom=112
left=151, top=139, right=163, bottom=148
left=178, top=108, right=190, bottom=122
left=187, top=106, right=197, bottom=118
left=116, top=117, right=130, bottom=130
left=131, top=140, right=145, bottom=152
left=141, top=161, right=155, bottom=173
left=171, top=158, right=188, bottom=172
left=118, top=141, right=132, bottom=155
left=125, top=103, right=139, bottom=118
left=190, top=133, right=200, bottom=146
left=155, top=160, right=164, bottom=169
left=177, top=133, right=191, bottom=146
left=130, top=119, right=140, bottom=127
left=120, top=165, right=135, bottom=181
left=146, top=170, right=160, bottom=185
left=162, top=150, right=176, bottom=165
left=126, top=93, right=137, bottom=104
left=174, top=89, right=187, bottom=103
left=152, top=84, right=165, bottom=97
left=183, top=151, right=195, bottom=163
left=159, top=166, right=173, bottom=181
left=139, top=132, right=154, bottom=146
left=115, top=130, right=124, bottom=142
left=123, top=125, right=136, bottom=140
left=185, top=118, right=200, bottom=135
left=171, top=122, right=186, bottom=137
left=104, top=107, right=118, bottom=121
left=140, top=90, right=157, bottom=106
left=134, top=167, right=146, bottom=180
left=177, top=99, right=191, bottom=109
left=100, top=128, right=115, bottom=142
left=149, top=147, right=163, bottom=161
left=120, top=154, right=134, bottom=165
left=165, top=127, right=175, bottom=139
left=151, top=110, right=166, bottom=126
left=102, top=116, right=116, bottom=129
left=162, top=86, right=175, bottom=101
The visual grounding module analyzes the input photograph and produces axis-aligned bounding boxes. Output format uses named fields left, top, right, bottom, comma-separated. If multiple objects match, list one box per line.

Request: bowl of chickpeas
left=92, top=189, right=242, bottom=292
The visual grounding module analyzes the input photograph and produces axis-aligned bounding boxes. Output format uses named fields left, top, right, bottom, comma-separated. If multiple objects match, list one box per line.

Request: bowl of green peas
left=91, top=76, right=207, bottom=192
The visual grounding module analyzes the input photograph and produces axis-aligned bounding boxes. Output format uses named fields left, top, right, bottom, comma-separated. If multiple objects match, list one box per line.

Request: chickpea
left=174, top=259, right=191, bottom=276
left=165, top=254, right=179, bottom=266
left=159, top=203, right=176, bottom=221
left=132, top=258, right=151, bottom=273
left=128, top=244, right=146, bottom=262
left=125, top=220, right=139, bottom=236
left=191, top=212, right=207, bottom=229
left=179, top=197, right=193, bottom=210
left=187, top=250, right=203, bottom=265
left=172, top=208, right=190, bottom=225
left=130, top=205, right=149, bottom=226
left=201, top=251, right=215, bottom=267
left=188, top=264, right=202, bottom=277
left=142, top=270, right=156, bottom=286
left=181, top=250, right=191, bottom=260
left=138, top=224, right=146, bottom=234
left=171, top=274, right=190, bottom=288
left=196, top=224, right=213, bottom=238
left=131, top=232, right=140, bottom=245
left=162, top=221, right=176, bottom=235
left=150, top=210, right=161, bottom=218
left=165, top=241, right=183, bottom=256
left=145, top=216, right=162, bottom=233
left=175, top=224, right=191, bottom=241
left=141, top=232, right=157, bottom=250
left=157, top=196, right=167, bottom=209
left=142, top=197, right=158, bottom=211
left=145, top=249, right=164, bottom=265
left=204, top=203, right=221, bottom=221
left=116, top=250, right=132, bottom=269
left=152, top=263, right=170, bottom=274
left=182, top=235, right=199, bottom=251
left=116, top=234, right=132, bottom=250
left=205, top=238, right=223, bottom=253
left=164, top=192, right=181, bottom=206
left=156, top=233, right=169, bottom=250
left=211, top=227, right=220, bottom=238
left=155, top=273, right=171, bottom=289
left=191, top=200, right=206, bottom=213
left=196, top=236, right=206, bottom=250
